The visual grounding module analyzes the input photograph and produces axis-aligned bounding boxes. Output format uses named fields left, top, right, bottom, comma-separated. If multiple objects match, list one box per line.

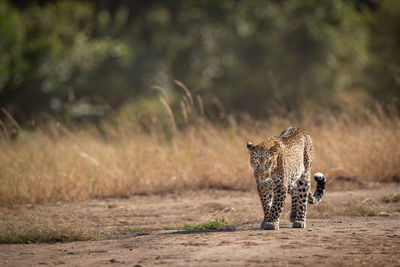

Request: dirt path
left=1, top=217, right=399, bottom=266
left=1, top=186, right=400, bottom=266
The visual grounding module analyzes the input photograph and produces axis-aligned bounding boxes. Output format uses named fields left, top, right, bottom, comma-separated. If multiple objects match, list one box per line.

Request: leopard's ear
left=247, top=141, right=255, bottom=152
left=271, top=140, right=281, bottom=152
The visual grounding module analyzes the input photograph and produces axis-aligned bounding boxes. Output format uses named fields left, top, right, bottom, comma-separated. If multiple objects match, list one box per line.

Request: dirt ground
left=1, top=185, right=400, bottom=266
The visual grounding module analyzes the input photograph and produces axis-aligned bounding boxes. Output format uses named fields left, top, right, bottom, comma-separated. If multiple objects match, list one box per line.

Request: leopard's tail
left=308, top=172, right=326, bottom=204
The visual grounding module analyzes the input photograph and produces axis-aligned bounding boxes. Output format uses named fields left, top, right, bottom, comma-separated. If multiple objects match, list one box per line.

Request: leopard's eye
left=250, top=158, right=258, bottom=166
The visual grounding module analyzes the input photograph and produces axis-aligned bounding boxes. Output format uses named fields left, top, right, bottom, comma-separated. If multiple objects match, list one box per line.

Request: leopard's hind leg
left=292, top=175, right=310, bottom=228
left=289, top=189, right=298, bottom=223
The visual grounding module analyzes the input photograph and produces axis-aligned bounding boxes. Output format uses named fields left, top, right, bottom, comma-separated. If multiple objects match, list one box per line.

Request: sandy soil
left=1, top=185, right=400, bottom=266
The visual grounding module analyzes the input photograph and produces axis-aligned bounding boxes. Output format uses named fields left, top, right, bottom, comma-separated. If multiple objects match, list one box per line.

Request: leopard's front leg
left=256, top=179, right=273, bottom=229
left=263, top=181, right=287, bottom=230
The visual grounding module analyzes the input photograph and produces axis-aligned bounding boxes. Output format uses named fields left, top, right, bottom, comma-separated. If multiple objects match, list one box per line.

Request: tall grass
left=0, top=88, right=399, bottom=205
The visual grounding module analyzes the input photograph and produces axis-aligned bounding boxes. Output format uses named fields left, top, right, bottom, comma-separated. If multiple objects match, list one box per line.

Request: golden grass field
left=1, top=96, right=399, bottom=206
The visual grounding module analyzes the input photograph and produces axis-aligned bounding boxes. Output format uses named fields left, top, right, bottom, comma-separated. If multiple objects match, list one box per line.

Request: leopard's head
left=247, top=138, right=280, bottom=179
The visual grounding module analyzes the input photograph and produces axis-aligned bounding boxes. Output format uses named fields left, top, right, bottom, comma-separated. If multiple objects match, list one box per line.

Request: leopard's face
left=247, top=142, right=278, bottom=179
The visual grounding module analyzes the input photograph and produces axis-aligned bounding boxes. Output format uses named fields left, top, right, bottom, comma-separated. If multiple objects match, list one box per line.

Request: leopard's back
left=278, top=127, right=312, bottom=182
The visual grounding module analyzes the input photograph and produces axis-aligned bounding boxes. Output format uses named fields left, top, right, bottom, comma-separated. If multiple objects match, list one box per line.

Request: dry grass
left=0, top=90, right=399, bottom=206
left=0, top=212, right=97, bottom=244
left=307, top=197, right=397, bottom=219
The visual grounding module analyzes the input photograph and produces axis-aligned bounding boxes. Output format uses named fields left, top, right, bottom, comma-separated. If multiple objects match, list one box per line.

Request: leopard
left=247, top=127, right=326, bottom=230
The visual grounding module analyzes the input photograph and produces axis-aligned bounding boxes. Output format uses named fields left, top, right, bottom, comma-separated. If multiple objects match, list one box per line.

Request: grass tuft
left=127, top=226, right=143, bottom=233
left=380, top=194, right=400, bottom=203
left=163, top=218, right=228, bottom=231
left=347, top=204, right=381, bottom=217
left=0, top=213, right=98, bottom=244
left=307, top=195, right=399, bottom=219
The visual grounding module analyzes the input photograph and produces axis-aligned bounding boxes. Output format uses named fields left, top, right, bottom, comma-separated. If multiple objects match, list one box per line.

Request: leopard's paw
left=261, top=221, right=279, bottom=230
left=292, top=221, right=306, bottom=228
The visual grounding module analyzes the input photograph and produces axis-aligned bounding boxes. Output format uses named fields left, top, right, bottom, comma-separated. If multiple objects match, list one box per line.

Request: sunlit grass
left=0, top=89, right=399, bottom=206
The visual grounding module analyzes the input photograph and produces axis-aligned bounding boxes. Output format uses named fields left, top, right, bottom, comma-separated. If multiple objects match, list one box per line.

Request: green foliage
left=206, top=0, right=369, bottom=113
left=0, top=0, right=129, bottom=120
left=0, top=0, right=399, bottom=123
left=163, top=218, right=228, bottom=231
left=362, top=0, right=400, bottom=100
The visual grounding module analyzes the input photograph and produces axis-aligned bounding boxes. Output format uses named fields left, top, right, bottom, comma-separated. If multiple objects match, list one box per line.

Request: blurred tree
left=0, top=1, right=129, bottom=122
left=205, top=0, right=369, bottom=115
left=362, top=0, right=400, bottom=101
left=0, top=0, right=398, bottom=124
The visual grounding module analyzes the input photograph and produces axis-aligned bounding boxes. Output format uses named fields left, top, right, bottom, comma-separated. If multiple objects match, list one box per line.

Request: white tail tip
left=314, top=172, right=324, bottom=178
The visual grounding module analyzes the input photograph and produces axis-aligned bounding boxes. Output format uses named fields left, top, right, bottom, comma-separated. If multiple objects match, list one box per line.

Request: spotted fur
left=247, top=127, right=326, bottom=230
